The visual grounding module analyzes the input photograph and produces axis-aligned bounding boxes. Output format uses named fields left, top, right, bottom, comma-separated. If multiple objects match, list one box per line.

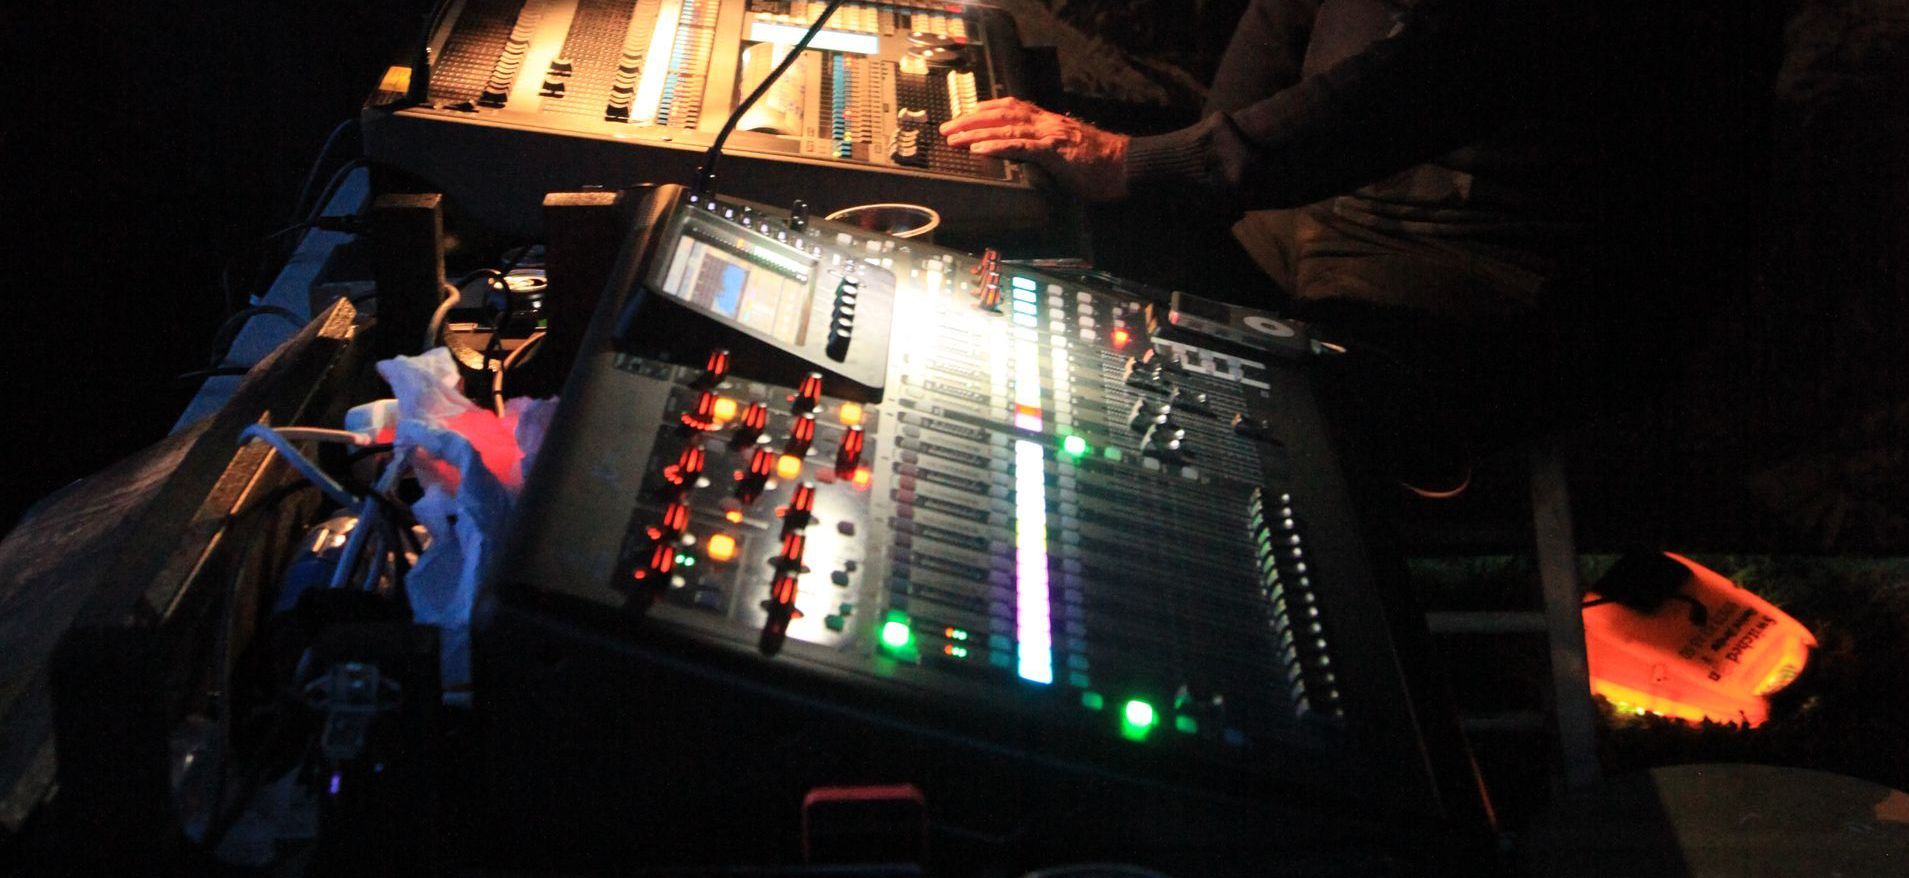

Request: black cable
left=206, top=305, right=306, bottom=367
left=290, top=119, right=360, bottom=224
left=174, top=366, right=258, bottom=387
left=692, top=0, right=851, bottom=198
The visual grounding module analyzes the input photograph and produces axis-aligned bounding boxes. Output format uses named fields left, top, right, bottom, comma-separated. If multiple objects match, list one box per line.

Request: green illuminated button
left=1081, top=691, right=1105, bottom=711
left=1174, top=715, right=1199, bottom=734
left=1061, top=435, right=1089, bottom=456
left=881, top=619, right=912, bottom=649
left=1123, top=699, right=1156, bottom=728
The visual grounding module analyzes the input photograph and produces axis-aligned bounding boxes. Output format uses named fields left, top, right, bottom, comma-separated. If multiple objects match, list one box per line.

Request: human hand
left=940, top=98, right=1131, bottom=202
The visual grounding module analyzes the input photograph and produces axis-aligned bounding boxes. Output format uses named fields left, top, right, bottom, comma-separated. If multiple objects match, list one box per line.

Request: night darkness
left=5, top=1, right=432, bottom=531
left=2, top=0, right=1908, bottom=868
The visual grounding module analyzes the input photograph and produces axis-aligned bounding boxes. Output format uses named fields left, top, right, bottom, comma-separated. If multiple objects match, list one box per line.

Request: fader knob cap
left=835, top=424, right=866, bottom=475
left=794, top=372, right=825, bottom=413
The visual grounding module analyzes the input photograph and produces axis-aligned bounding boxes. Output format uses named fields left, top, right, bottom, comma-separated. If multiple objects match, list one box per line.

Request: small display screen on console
left=657, top=218, right=817, bottom=346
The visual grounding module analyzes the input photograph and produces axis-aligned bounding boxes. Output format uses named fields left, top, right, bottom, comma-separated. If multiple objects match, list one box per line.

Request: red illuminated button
left=734, top=400, right=770, bottom=445
left=778, top=532, right=806, bottom=571
left=794, top=372, right=825, bottom=412
left=658, top=502, right=690, bottom=536
left=836, top=424, right=865, bottom=475
left=737, top=448, right=776, bottom=503
left=666, top=444, right=707, bottom=487
left=780, top=482, right=817, bottom=534
left=769, top=572, right=800, bottom=609
left=681, top=391, right=718, bottom=430
left=787, top=412, right=817, bottom=455
left=632, top=542, right=677, bottom=582
left=696, top=348, right=731, bottom=388
left=978, top=272, right=1003, bottom=311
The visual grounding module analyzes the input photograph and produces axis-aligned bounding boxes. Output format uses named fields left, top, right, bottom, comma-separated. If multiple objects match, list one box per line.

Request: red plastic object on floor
left=1583, top=553, right=1816, bottom=727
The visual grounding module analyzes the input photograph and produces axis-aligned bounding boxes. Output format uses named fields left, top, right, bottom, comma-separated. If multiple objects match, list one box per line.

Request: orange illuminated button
left=1111, top=328, right=1132, bottom=348
left=838, top=402, right=864, bottom=426
left=712, top=397, right=739, bottom=422
left=776, top=454, right=803, bottom=481
left=706, top=533, right=738, bottom=562
left=851, top=466, right=873, bottom=489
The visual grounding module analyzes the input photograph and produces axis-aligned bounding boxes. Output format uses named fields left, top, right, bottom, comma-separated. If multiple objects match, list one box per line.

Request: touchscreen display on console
left=657, top=217, right=817, bottom=346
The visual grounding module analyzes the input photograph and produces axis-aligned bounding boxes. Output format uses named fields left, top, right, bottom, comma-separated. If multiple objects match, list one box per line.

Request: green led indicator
left=881, top=620, right=912, bottom=649
left=948, top=627, right=969, bottom=641
left=1081, top=691, right=1105, bottom=711
left=676, top=554, right=695, bottom=567
left=1174, top=715, right=1199, bottom=734
left=948, top=645, right=970, bottom=659
left=1120, top=699, right=1159, bottom=740
left=1061, top=435, right=1089, bottom=457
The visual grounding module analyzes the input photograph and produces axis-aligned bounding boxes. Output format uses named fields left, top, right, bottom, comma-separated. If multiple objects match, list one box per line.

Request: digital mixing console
left=479, top=185, right=1479, bottom=869
left=367, top=0, right=1058, bottom=248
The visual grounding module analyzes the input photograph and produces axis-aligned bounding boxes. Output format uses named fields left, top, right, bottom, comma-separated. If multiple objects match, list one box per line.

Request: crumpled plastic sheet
left=364, top=347, right=556, bottom=699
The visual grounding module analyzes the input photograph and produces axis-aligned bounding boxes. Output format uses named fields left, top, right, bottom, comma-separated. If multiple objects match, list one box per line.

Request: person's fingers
left=967, top=96, right=1033, bottom=114
left=966, top=139, right=1051, bottom=163
left=941, top=98, right=1050, bottom=132
left=943, top=124, right=1039, bottom=148
left=940, top=105, right=1035, bottom=136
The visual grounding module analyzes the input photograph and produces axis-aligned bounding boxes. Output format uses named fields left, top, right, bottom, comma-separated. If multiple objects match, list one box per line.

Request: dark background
left=3, top=1, right=432, bottom=531
left=3, top=0, right=1906, bottom=551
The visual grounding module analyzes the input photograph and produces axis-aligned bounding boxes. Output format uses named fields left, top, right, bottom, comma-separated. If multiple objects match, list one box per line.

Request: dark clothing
left=1126, top=0, right=1765, bottom=322
left=1118, top=0, right=1775, bottom=447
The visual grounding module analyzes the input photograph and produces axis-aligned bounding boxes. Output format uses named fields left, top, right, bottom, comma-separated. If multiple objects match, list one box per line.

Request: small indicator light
left=944, top=645, right=969, bottom=659
left=881, top=619, right=912, bottom=649
left=725, top=508, right=744, bottom=523
left=675, top=553, right=696, bottom=567
left=776, top=454, right=803, bottom=480
left=1081, top=691, right=1105, bottom=711
left=1174, top=715, right=1198, bottom=734
left=851, top=467, right=872, bottom=489
left=1111, top=328, right=1131, bottom=348
left=838, top=402, right=864, bottom=425
left=944, top=626, right=969, bottom=641
left=1122, top=699, right=1157, bottom=734
left=1061, top=435, right=1088, bottom=456
left=706, top=533, right=737, bottom=562
left=712, top=397, right=739, bottom=422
